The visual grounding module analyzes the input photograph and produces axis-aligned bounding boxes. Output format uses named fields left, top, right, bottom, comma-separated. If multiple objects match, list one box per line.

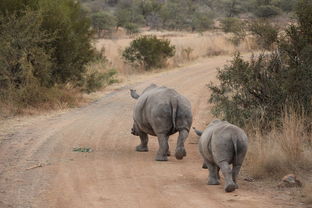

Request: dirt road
left=0, top=56, right=301, bottom=208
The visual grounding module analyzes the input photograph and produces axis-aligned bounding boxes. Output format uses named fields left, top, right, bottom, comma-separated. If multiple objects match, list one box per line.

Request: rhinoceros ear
left=130, top=89, right=140, bottom=99
left=193, top=127, right=203, bottom=136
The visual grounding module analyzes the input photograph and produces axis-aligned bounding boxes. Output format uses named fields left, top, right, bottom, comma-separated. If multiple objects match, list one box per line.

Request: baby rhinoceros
left=194, top=120, right=248, bottom=192
left=130, top=84, right=192, bottom=161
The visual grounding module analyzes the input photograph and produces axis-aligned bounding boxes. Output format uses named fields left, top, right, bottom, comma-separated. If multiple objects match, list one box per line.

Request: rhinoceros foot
left=225, top=183, right=236, bottom=192
left=208, top=179, right=220, bottom=185
left=175, top=147, right=186, bottom=160
left=155, top=154, right=168, bottom=161
left=136, top=145, right=148, bottom=152
left=202, top=162, right=208, bottom=169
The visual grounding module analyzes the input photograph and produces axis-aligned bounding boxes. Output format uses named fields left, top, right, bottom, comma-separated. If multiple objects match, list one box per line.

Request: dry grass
left=0, top=87, right=84, bottom=118
left=94, top=30, right=256, bottom=74
left=302, top=183, right=312, bottom=204
left=244, top=111, right=312, bottom=179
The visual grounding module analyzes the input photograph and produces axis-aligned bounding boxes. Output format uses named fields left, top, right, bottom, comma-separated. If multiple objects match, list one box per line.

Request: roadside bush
left=39, top=0, right=94, bottom=84
left=91, top=11, right=116, bottom=38
left=0, top=10, right=53, bottom=90
left=208, top=0, right=312, bottom=128
left=220, top=17, right=244, bottom=33
left=0, top=0, right=104, bottom=115
left=255, top=5, right=281, bottom=18
left=208, top=53, right=285, bottom=127
left=82, top=58, right=118, bottom=93
left=122, top=35, right=175, bottom=70
left=249, top=20, right=279, bottom=50
left=124, top=23, right=140, bottom=35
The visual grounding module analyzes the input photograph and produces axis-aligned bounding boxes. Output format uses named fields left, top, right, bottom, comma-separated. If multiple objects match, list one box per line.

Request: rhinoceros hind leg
left=232, top=164, right=242, bottom=189
left=175, top=129, right=188, bottom=160
left=225, top=183, right=236, bottom=192
left=205, top=160, right=220, bottom=185
left=155, top=134, right=169, bottom=161
left=136, top=145, right=148, bottom=152
left=136, top=132, right=149, bottom=152
left=202, top=162, right=208, bottom=169
left=218, top=161, right=236, bottom=192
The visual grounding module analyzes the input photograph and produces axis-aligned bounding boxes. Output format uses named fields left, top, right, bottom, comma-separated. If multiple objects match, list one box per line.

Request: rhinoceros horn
left=130, top=89, right=140, bottom=99
left=193, top=127, right=203, bottom=136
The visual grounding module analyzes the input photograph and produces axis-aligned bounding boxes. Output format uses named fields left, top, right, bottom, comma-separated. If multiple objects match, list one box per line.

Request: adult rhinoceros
left=194, top=120, right=248, bottom=192
left=130, top=84, right=192, bottom=161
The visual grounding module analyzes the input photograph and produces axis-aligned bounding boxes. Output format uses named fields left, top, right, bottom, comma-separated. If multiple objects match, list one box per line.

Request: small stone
left=244, top=176, right=255, bottom=182
left=278, top=174, right=302, bottom=188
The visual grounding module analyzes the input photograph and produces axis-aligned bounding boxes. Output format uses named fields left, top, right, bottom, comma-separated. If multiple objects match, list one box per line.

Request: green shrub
left=39, top=0, right=94, bottom=84
left=255, top=5, right=281, bottom=18
left=208, top=53, right=286, bottom=127
left=249, top=20, right=279, bottom=49
left=220, top=17, right=245, bottom=33
left=122, top=35, right=175, bottom=70
left=0, top=10, right=53, bottom=90
left=81, top=57, right=118, bottom=93
left=208, top=0, right=312, bottom=128
left=83, top=69, right=117, bottom=93
left=91, top=11, right=116, bottom=38
left=124, top=23, right=140, bottom=35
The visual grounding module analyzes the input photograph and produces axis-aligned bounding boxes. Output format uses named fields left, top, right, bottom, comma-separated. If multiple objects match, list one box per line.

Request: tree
left=39, top=0, right=95, bottom=84
left=122, top=35, right=175, bottom=70
left=0, top=10, right=53, bottom=90
left=91, top=12, right=116, bottom=38
left=0, top=0, right=95, bottom=85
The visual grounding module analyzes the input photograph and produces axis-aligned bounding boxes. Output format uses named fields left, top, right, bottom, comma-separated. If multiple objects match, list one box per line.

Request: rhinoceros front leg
left=175, top=129, right=188, bottom=160
left=136, top=132, right=149, bottom=152
left=218, top=161, right=236, bottom=192
left=155, top=134, right=169, bottom=161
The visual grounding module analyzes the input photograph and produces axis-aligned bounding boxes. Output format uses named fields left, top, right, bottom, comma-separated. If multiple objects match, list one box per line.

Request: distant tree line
left=81, top=0, right=297, bottom=35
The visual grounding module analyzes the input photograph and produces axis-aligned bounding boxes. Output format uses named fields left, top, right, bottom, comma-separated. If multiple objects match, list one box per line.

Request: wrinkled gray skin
left=194, top=120, right=248, bottom=192
left=130, top=84, right=192, bottom=161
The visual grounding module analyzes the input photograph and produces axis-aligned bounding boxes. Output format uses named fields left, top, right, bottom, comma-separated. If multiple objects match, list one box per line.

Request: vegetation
left=122, top=35, right=175, bottom=70
left=0, top=0, right=116, bottom=116
left=208, top=0, right=312, bottom=128
left=80, top=0, right=297, bottom=33
left=249, top=20, right=279, bottom=50
left=91, top=11, right=116, bottom=38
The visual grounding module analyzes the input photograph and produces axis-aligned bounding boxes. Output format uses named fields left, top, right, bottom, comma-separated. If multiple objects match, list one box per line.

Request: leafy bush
left=122, top=35, right=175, bottom=70
left=208, top=0, right=312, bottom=128
left=249, top=20, right=279, bottom=49
left=255, top=5, right=281, bottom=18
left=0, top=0, right=102, bottom=115
left=124, top=23, right=140, bottom=35
left=91, top=11, right=116, bottom=38
left=220, top=17, right=244, bottom=33
left=83, top=69, right=117, bottom=93
left=0, top=10, right=53, bottom=90
left=39, top=0, right=94, bottom=84
left=220, top=17, right=246, bottom=46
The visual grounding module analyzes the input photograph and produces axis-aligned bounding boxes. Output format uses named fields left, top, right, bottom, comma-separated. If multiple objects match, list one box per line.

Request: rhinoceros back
left=133, top=85, right=192, bottom=136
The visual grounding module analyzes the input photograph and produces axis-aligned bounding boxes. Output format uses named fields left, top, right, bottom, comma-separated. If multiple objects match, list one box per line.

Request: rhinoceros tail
left=130, top=89, right=140, bottom=99
left=171, top=98, right=178, bottom=132
left=192, top=127, right=203, bottom=136
left=232, top=135, right=238, bottom=165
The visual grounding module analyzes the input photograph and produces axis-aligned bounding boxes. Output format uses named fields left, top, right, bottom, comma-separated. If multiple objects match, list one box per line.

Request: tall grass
left=0, top=86, right=83, bottom=117
left=245, top=110, right=312, bottom=179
